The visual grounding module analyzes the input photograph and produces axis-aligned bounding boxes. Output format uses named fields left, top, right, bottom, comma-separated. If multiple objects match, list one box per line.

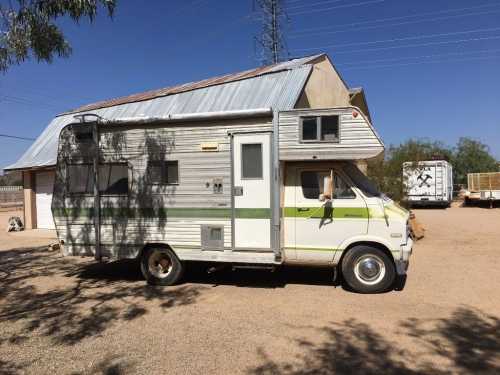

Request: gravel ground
left=0, top=207, right=499, bottom=375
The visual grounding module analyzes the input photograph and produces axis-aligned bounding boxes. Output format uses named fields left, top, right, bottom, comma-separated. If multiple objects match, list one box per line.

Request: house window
left=67, top=164, right=94, bottom=194
left=241, top=143, right=263, bottom=179
left=300, top=115, right=340, bottom=142
left=300, top=171, right=355, bottom=200
left=99, top=163, right=129, bottom=194
left=147, top=160, right=179, bottom=184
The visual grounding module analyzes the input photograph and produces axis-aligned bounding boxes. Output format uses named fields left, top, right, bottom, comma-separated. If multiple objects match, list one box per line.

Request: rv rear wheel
left=140, top=246, right=184, bottom=286
left=341, top=245, right=396, bottom=293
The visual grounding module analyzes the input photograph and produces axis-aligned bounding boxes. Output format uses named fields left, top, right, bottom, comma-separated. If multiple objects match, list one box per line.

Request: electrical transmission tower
left=254, top=0, right=289, bottom=65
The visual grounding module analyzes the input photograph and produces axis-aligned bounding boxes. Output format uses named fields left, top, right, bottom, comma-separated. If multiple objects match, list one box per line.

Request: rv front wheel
left=341, top=245, right=395, bottom=293
left=140, top=246, right=184, bottom=286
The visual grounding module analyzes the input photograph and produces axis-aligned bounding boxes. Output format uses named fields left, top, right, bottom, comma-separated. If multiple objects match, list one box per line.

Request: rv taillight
left=352, top=111, right=358, bottom=118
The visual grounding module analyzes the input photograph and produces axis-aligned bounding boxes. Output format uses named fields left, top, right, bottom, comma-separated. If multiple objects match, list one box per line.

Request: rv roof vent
left=201, top=143, right=219, bottom=152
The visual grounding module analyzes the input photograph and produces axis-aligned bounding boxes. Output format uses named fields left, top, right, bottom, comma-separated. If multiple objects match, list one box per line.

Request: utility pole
left=255, top=0, right=288, bottom=65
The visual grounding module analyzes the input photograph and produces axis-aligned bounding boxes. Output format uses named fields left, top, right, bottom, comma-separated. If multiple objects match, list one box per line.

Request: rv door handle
left=297, top=208, right=310, bottom=212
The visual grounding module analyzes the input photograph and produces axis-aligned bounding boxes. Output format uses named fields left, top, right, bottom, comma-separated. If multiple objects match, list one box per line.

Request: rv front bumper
left=395, top=238, right=413, bottom=275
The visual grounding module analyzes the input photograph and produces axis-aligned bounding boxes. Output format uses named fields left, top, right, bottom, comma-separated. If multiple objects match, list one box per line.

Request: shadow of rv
left=248, top=306, right=500, bottom=375
left=184, top=264, right=340, bottom=289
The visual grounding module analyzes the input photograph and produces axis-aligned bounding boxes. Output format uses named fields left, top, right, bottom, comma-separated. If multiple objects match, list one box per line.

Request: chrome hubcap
left=354, top=255, right=385, bottom=285
left=148, top=250, right=173, bottom=279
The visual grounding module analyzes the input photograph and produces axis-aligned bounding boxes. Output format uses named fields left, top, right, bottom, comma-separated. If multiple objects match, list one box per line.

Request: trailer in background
left=403, top=160, right=453, bottom=207
left=465, top=172, right=500, bottom=206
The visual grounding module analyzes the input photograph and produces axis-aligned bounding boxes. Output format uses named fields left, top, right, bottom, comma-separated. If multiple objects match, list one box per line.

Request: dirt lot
left=1, top=207, right=499, bottom=375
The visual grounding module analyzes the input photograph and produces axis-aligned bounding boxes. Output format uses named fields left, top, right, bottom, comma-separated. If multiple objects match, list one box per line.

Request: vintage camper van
left=52, top=107, right=413, bottom=294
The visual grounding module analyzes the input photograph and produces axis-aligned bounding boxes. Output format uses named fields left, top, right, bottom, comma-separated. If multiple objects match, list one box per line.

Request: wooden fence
left=0, top=186, right=23, bottom=210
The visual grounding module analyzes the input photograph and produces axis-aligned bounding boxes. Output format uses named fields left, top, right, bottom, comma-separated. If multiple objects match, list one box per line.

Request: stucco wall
left=295, top=56, right=351, bottom=109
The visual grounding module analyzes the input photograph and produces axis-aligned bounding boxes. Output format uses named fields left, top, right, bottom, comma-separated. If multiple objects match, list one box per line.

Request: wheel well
left=338, top=241, right=395, bottom=272
left=137, top=242, right=172, bottom=260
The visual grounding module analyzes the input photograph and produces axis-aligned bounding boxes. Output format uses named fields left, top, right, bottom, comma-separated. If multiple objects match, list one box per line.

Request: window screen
left=301, top=116, right=340, bottom=142
left=99, top=164, right=129, bottom=194
left=241, top=143, right=262, bottom=179
left=301, top=117, right=318, bottom=140
left=147, top=160, right=179, bottom=184
left=68, top=164, right=93, bottom=194
left=321, top=116, right=339, bottom=141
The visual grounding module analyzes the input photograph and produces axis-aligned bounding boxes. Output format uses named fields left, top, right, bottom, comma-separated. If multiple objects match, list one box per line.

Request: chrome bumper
left=395, top=238, right=413, bottom=275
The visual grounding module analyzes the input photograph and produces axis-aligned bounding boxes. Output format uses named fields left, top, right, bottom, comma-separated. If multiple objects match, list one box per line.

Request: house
left=4, top=53, right=375, bottom=230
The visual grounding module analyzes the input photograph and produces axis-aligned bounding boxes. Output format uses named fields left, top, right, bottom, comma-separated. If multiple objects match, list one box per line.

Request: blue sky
left=1, top=0, right=499, bottom=171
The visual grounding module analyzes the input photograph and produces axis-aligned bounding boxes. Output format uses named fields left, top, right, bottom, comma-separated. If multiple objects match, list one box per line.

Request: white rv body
left=403, top=160, right=453, bottom=207
left=52, top=107, right=413, bottom=293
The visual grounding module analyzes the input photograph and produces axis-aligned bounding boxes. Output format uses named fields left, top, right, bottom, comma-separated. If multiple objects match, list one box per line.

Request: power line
left=0, top=134, right=36, bottom=141
left=290, top=8, right=500, bottom=38
left=293, top=26, right=500, bottom=52
left=0, top=95, right=59, bottom=110
left=290, top=34, right=500, bottom=55
left=287, top=0, right=345, bottom=11
left=337, top=48, right=500, bottom=66
left=341, top=54, right=500, bottom=71
left=290, top=2, right=500, bottom=35
left=287, top=0, right=385, bottom=17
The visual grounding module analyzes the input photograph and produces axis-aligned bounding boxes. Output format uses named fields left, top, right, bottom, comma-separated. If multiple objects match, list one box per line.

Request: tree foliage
left=367, top=137, right=498, bottom=202
left=453, top=137, right=498, bottom=185
left=0, top=0, right=116, bottom=72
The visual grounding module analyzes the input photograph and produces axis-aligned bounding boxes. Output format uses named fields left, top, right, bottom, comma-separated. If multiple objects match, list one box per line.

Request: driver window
left=300, top=171, right=355, bottom=199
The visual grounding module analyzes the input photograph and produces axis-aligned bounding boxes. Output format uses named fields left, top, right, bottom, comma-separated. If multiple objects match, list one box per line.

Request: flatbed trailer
left=466, top=172, right=500, bottom=206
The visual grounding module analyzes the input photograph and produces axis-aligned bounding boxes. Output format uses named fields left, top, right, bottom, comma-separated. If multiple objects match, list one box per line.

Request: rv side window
left=67, top=164, right=94, bottom=194
left=147, top=160, right=179, bottom=184
left=300, top=115, right=340, bottom=142
left=99, top=163, right=129, bottom=194
left=241, top=143, right=263, bottom=179
left=301, top=171, right=355, bottom=199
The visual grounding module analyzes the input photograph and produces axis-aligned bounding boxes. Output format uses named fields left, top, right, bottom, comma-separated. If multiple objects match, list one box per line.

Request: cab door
left=292, top=167, right=368, bottom=263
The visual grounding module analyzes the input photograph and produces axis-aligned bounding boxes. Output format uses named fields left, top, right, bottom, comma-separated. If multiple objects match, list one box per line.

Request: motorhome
left=403, top=160, right=453, bottom=207
left=52, top=107, right=413, bottom=294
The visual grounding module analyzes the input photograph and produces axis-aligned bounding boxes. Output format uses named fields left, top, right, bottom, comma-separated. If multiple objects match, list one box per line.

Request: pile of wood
left=409, top=211, right=425, bottom=240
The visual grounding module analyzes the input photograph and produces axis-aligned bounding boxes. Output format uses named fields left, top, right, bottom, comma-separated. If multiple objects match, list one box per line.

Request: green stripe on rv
left=283, top=207, right=369, bottom=219
left=53, top=207, right=377, bottom=220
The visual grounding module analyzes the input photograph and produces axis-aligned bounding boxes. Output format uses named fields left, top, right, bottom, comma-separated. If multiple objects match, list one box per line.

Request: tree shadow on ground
left=0, top=245, right=208, bottom=348
left=249, top=306, right=500, bottom=375
left=69, top=354, right=136, bottom=375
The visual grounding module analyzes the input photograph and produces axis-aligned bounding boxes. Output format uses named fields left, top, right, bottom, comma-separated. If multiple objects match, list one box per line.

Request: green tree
left=367, top=139, right=452, bottom=202
left=0, top=0, right=116, bottom=72
left=452, top=137, right=498, bottom=185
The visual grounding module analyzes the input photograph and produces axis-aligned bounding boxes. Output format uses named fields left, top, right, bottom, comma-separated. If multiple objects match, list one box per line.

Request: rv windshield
left=342, top=163, right=380, bottom=198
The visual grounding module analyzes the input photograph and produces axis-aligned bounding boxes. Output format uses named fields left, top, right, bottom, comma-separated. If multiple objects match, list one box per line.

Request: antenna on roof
left=254, top=0, right=289, bottom=65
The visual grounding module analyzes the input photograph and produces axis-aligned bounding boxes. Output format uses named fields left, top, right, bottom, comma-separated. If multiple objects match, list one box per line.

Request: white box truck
left=403, top=160, right=453, bottom=207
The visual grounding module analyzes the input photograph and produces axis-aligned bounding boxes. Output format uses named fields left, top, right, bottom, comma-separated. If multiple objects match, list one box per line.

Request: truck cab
left=283, top=161, right=412, bottom=293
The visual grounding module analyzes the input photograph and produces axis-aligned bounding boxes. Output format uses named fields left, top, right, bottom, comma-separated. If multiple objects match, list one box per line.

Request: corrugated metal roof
left=65, top=54, right=323, bottom=115
left=5, top=56, right=318, bottom=171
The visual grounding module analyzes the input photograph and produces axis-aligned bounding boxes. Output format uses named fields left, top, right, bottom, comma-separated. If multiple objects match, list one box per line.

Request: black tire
left=341, top=245, right=396, bottom=293
left=140, top=246, right=184, bottom=286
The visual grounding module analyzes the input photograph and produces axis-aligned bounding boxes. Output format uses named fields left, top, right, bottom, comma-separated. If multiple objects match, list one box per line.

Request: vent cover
left=201, top=225, right=224, bottom=251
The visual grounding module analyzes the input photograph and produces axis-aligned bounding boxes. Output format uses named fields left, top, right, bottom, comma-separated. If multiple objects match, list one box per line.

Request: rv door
left=232, top=132, right=272, bottom=250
